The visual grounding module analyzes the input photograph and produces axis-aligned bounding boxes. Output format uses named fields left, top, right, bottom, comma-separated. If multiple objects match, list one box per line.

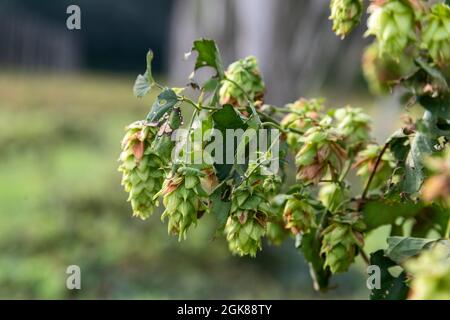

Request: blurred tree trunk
left=168, top=0, right=369, bottom=105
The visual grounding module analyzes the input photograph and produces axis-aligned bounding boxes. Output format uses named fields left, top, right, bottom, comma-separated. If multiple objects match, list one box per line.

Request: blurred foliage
left=0, top=72, right=371, bottom=299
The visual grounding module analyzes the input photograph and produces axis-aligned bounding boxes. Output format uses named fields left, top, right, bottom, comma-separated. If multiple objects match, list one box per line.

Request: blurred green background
left=0, top=0, right=397, bottom=299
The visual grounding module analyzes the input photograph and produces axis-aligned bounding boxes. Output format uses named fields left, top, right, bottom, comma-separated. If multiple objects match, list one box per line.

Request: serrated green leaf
left=211, top=105, right=247, bottom=181
left=411, top=205, right=450, bottom=238
left=212, top=104, right=246, bottom=130
left=133, top=50, right=155, bottom=98
left=404, top=111, right=439, bottom=194
left=385, top=236, right=437, bottom=264
left=418, top=94, right=450, bottom=120
left=363, top=199, right=424, bottom=231
left=369, top=250, right=409, bottom=300
left=209, top=186, right=231, bottom=228
left=415, top=58, right=447, bottom=88
left=386, top=129, right=410, bottom=162
left=146, top=89, right=180, bottom=123
left=190, top=39, right=224, bottom=79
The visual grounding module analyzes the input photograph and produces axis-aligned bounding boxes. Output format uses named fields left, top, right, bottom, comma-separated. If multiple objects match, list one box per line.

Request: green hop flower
left=281, top=98, right=324, bottom=151
left=366, top=0, right=417, bottom=60
left=421, top=3, right=450, bottom=66
left=283, top=193, right=318, bottom=235
left=330, top=0, right=363, bottom=38
left=160, top=166, right=209, bottom=240
left=362, top=42, right=415, bottom=95
left=319, top=182, right=350, bottom=214
left=405, top=244, right=450, bottom=300
left=225, top=162, right=277, bottom=257
left=118, top=120, right=165, bottom=220
left=354, top=144, right=396, bottom=190
left=334, top=106, right=372, bottom=150
left=320, top=213, right=365, bottom=273
left=219, top=56, right=265, bottom=107
left=295, top=125, right=347, bottom=184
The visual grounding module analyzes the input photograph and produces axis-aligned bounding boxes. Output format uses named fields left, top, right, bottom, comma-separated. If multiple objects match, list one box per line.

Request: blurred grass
left=0, top=72, right=372, bottom=299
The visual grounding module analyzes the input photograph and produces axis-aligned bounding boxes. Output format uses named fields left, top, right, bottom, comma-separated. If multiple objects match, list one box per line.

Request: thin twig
left=361, top=143, right=389, bottom=200
left=360, top=249, right=370, bottom=266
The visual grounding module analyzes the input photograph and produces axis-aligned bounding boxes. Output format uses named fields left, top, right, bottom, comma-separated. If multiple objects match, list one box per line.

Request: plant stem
left=224, top=76, right=253, bottom=103
left=445, top=216, right=450, bottom=239
left=362, top=143, right=389, bottom=200
left=180, top=96, right=219, bottom=111
left=181, top=96, right=201, bottom=111
left=360, top=249, right=370, bottom=266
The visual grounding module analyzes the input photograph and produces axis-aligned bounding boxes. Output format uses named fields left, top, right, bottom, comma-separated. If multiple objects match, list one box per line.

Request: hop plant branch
left=361, top=142, right=389, bottom=200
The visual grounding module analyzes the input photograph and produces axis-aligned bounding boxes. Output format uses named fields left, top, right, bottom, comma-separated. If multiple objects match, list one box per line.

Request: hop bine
left=118, top=120, right=165, bottom=220
left=159, top=166, right=211, bottom=240
left=219, top=56, right=265, bottom=108
left=320, top=212, right=366, bottom=274
left=329, top=0, right=363, bottom=38
left=295, top=124, right=347, bottom=184
left=365, top=0, right=417, bottom=60
left=421, top=3, right=450, bottom=66
left=225, top=162, right=280, bottom=257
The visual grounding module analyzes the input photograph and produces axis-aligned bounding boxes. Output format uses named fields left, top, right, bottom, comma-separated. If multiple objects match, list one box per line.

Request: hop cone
left=421, top=3, right=450, bottom=66
left=283, top=193, right=318, bottom=235
left=160, top=166, right=209, bottom=240
left=421, top=146, right=450, bottom=206
left=118, top=120, right=165, bottom=219
left=330, top=0, right=363, bottom=38
left=219, top=56, right=265, bottom=107
left=366, top=0, right=417, bottom=59
left=334, top=106, right=371, bottom=150
left=225, top=162, right=278, bottom=257
left=320, top=213, right=365, bottom=273
left=281, top=98, right=324, bottom=151
left=295, top=125, right=347, bottom=184
left=318, top=182, right=350, bottom=214
left=405, top=244, right=450, bottom=300
left=362, top=42, right=415, bottom=95
left=354, top=144, right=396, bottom=190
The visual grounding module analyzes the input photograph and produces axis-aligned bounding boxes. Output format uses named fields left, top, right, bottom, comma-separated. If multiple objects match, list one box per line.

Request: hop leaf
left=160, top=166, right=210, bottom=240
left=421, top=3, right=450, bottom=66
left=330, top=0, right=363, bottom=38
left=365, top=0, right=417, bottom=60
left=219, top=56, right=265, bottom=107
left=320, top=213, right=365, bottom=273
left=118, top=121, right=166, bottom=219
